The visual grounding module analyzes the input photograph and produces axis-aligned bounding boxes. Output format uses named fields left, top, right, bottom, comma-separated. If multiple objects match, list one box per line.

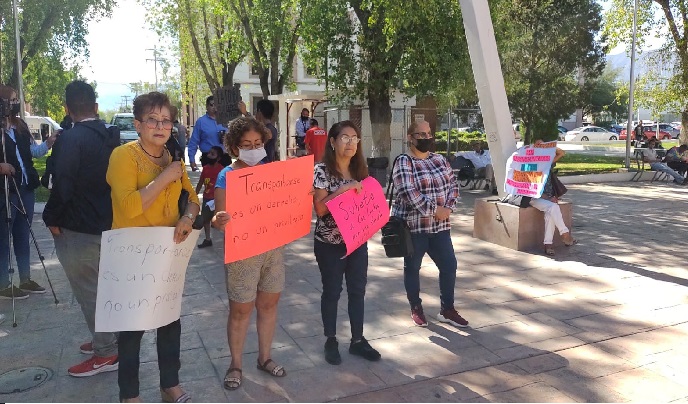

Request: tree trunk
left=221, top=60, right=238, bottom=87
left=680, top=108, right=688, bottom=146
left=368, top=89, right=392, bottom=159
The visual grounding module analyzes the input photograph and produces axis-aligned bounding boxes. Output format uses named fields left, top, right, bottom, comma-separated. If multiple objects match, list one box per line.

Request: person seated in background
left=455, top=140, right=497, bottom=194
left=642, top=138, right=687, bottom=185
left=664, top=144, right=688, bottom=176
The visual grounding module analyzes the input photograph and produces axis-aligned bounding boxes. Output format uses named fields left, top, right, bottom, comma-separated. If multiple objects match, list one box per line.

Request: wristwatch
left=183, top=213, right=195, bottom=221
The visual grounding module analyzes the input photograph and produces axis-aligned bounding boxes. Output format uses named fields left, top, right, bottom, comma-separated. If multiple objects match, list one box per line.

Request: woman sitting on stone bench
left=504, top=141, right=576, bottom=256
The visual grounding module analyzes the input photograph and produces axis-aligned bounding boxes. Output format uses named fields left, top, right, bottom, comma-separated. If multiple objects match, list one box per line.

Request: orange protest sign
left=224, top=155, right=314, bottom=263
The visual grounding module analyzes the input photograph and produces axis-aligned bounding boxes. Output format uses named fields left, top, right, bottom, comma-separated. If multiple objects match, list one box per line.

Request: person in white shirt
left=455, top=140, right=496, bottom=194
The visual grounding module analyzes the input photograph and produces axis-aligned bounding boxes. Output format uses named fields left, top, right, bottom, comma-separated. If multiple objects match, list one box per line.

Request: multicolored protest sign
left=325, top=177, right=390, bottom=257
left=95, top=227, right=201, bottom=332
left=224, top=155, right=314, bottom=263
left=504, top=141, right=558, bottom=197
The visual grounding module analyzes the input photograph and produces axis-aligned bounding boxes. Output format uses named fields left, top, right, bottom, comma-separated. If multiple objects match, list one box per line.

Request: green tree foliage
left=143, top=0, right=247, bottom=97
left=494, top=0, right=606, bottom=144
left=0, top=0, right=115, bottom=87
left=603, top=0, right=688, bottom=144
left=23, top=47, right=80, bottom=119
left=300, top=0, right=470, bottom=158
left=229, top=0, right=301, bottom=97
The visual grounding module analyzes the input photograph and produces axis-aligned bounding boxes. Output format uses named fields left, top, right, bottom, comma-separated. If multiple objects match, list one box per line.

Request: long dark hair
left=321, top=120, right=368, bottom=181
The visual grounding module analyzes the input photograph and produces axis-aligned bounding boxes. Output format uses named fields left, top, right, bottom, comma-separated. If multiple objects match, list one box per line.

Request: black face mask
left=415, top=138, right=434, bottom=153
left=9, top=102, right=20, bottom=116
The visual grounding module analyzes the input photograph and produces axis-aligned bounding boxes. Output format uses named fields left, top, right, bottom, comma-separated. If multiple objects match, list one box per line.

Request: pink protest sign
left=325, top=176, right=390, bottom=257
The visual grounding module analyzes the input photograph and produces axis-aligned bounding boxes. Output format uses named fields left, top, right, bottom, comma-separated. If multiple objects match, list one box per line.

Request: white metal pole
left=458, top=0, right=516, bottom=196
left=12, top=0, right=25, bottom=119
left=625, top=0, right=638, bottom=168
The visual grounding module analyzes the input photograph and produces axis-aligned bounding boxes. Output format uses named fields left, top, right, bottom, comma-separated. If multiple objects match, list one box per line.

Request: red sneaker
left=411, top=305, right=428, bottom=327
left=438, top=307, right=469, bottom=328
left=68, top=355, right=118, bottom=377
left=79, top=342, right=94, bottom=355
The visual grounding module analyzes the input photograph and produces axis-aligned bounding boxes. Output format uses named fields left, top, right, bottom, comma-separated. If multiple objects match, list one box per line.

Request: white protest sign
left=504, top=141, right=557, bottom=198
left=95, top=227, right=200, bottom=332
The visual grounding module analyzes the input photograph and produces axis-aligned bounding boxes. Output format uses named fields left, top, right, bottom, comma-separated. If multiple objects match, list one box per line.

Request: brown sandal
left=223, top=368, right=242, bottom=390
left=256, top=358, right=286, bottom=377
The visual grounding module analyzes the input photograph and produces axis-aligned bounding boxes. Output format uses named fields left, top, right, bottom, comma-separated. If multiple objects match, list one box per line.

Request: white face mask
left=238, top=147, right=267, bottom=166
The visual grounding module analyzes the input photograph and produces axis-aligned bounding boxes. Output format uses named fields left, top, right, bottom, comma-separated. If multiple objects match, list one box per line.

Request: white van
left=24, top=116, right=61, bottom=144
left=111, top=113, right=139, bottom=144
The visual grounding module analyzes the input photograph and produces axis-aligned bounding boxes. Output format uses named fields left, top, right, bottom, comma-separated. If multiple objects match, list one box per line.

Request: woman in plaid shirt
left=391, top=121, right=468, bottom=328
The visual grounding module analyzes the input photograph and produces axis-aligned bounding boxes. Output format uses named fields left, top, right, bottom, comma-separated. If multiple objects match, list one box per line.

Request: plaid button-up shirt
left=391, top=153, right=459, bottom=234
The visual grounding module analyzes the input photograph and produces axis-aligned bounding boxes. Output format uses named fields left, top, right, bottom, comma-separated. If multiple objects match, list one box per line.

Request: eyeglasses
left=144, top=118, right=174, bottom=130
left=412, top=132, right=433, bottom=139
left=238, top=144, right=264, bottom=150
left=338, top=135, right=360, bottom=144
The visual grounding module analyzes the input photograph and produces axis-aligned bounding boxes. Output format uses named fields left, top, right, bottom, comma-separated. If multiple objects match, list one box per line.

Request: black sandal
left=223, top=368, right=242, bottom=390
left=256, top=358, right=286, bottom=377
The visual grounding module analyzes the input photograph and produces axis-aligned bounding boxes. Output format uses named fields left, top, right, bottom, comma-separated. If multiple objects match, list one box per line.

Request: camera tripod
left=0, top=124, right=58, bottom=328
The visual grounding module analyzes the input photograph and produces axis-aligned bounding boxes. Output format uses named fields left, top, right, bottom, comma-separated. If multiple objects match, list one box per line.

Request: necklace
left=139, top=141, right=165, bottom=159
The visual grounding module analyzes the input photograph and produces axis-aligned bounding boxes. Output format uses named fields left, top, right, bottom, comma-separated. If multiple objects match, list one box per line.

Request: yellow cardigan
left=106, top=141, right=199, bottom=229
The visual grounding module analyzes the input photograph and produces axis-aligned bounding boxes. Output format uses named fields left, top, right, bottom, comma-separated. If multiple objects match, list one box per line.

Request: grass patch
left=34, top=155, right=49, bottom=203
left=556, top=154, right=625, bottom=176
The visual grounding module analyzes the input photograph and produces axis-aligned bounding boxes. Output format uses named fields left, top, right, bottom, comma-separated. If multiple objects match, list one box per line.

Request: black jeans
left=314, top=240, right=368, bottom=341
left=118, top=319, right=181, bottom=400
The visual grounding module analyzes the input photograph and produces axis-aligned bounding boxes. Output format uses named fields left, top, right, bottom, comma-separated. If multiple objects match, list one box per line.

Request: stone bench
left=473, top=198, right=573, bottom=251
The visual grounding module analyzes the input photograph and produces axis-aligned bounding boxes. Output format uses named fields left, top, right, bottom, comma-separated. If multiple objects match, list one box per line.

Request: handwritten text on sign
left=225, top=155, right=314, bottom=263
left=325, top=177, right=390, bottom=257
left=504, top=141, right=557, bottom=198
left=95, top=227, right=200, bottom=332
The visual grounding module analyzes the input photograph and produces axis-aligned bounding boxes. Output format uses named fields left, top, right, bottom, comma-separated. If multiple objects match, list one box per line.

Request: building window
left=304, top=63, right=319, bottom=78
left=250, top=63, right=261, bottom=77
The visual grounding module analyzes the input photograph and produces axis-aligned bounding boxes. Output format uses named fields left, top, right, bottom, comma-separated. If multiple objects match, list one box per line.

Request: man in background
left=187, top=95, right=229, bottom=170
left=295, top=108, right=310, bottom=151
left=455, top=140, right=497, bottom=194
left=43, top=80, right=120, bottom=377
left=304, top=119, right=327, bottom=163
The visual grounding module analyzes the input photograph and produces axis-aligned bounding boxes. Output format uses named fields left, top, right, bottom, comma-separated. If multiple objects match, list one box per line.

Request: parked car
left=564, top=126, right=619, bottom=141
left=557, top=126, right=567, bottom=140
left=111, top=113, right=138, bottom=144
left=657, top=123, right=680, bottom=138
left=619, top=125, right=673, bottom=141
left=609, top=124, right=624, bottom=134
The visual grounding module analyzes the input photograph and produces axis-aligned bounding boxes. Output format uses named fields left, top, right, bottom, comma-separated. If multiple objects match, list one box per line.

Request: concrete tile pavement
left=0, top=180, right=688, bottom=402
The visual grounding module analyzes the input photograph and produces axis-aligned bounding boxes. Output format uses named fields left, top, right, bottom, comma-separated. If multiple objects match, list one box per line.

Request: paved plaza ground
left=1, top=177, right=688, bottom=402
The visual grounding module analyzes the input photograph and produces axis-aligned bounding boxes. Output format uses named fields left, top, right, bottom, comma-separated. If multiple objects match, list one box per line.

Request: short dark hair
left=310, top=118, right=319, bottom=127
left=301, top=108, right=309, bottom=114
left=321, top=120, right=368, bottom=181
left=224, top=117, right=269, bottom=157
left=256, top=99, right=274, bottom=119
left=65, top=81, right=96, bottom=117
left=206, top=96, right=214, bottom=107
left=133, top=92, right=171, bottom=121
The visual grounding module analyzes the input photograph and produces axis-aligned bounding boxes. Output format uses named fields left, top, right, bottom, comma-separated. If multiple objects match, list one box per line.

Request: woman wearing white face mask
left=211, top=117, right=286, bottom=391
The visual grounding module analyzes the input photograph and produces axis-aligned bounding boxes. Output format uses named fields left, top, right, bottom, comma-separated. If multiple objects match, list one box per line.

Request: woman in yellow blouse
left=106, top=92, right=200, bottom=403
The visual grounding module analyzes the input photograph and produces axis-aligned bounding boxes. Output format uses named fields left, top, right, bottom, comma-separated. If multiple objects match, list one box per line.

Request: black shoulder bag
left=171, top=136, right=204, bottom=230
left=380, top=155, right=414, bottom=258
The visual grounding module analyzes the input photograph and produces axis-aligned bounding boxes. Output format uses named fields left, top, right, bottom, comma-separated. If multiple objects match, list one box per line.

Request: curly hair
left=224, top=117, right=269, bottom=157
left=133, top=92, right=171, bottom=121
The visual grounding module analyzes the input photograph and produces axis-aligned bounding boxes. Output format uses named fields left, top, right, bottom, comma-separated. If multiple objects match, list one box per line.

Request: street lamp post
left=12, top=0, right=25, bottom=119
left=625, top=0, right=639, bottom=169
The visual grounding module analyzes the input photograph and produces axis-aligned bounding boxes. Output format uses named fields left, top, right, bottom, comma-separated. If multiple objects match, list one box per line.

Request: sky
left=83, top=0, right=175, bottom=111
